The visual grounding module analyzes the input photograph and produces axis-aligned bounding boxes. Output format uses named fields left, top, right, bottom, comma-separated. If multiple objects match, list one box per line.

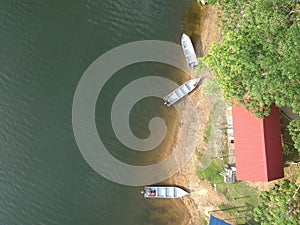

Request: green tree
left=253, top=179, right=300, bottom=225
left=289, top=119, right=300, bottom=151
left=203, top=0, right=300, bottom=150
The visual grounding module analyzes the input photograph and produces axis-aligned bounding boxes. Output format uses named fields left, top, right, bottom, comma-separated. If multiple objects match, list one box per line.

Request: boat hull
left=142, top=186, right=189, bottom=198
left=181, top=33, right=198, bottom=68
left=163, top=78, right=200, bottom=106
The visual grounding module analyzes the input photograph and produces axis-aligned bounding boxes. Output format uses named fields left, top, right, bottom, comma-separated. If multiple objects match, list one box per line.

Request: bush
left=197, top=160, right=223, bottom=184
left=282, top=144, right=294, bottom=157
left=204, top=0, right=300, bottom=118
left=253, top=179, right=300, bottom=225
left=288, top=119, right=300, bottom=152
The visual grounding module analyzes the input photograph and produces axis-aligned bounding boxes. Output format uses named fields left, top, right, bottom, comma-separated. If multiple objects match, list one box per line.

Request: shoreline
left=167, top=3, right=300, bottom=225
left=170, top=5, right=226, bottom=225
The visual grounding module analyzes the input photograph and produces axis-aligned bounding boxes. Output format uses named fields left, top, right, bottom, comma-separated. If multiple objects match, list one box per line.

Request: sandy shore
left=169, top=5, right=229, bottom=225
left=170, top=89, right=230, bottom=225
left=169, top=5, right=300, bottom=225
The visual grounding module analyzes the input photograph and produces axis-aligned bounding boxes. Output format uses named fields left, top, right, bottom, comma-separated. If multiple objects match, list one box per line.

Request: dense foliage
left=253, top=179, right=300, bottom=225
left=204, top=0, right=299, bottom=117
left=202, top=0, right=300, bottom=151
left=289, top=119, right=300, bottom=150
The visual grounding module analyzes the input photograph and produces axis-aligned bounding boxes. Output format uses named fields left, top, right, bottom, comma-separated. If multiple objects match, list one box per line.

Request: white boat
left=142, top=186, right=189, bottom=198
left=181, top=33, right=198, bottom=68
left=163, top=78, right=201, bottom=106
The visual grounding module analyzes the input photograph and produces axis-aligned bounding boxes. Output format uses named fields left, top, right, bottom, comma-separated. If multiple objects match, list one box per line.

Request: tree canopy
left=204, top=0, right=299, bottom=117
left=289, top=119, right=300, bottom=151
left=253, top=179, right=300, bottom=225
left=202, top=0, right=300, bottom=151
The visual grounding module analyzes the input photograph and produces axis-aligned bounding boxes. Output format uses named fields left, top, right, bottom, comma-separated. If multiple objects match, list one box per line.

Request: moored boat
left=163, top=78, right=201, bottom=106
left=181, top=33, right=198, bottom=68
left=142, top=186, right=189, bottom=198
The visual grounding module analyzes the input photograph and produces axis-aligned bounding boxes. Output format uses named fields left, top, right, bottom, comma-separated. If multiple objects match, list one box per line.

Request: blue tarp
left=209, top=215, right=231, bottom=225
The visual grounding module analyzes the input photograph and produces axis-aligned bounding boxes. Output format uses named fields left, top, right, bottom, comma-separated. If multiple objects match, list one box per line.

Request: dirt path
left=197, top=6, right=222, bottom=55
left=170, top=4, right=300, bottom=225
left=171, top=89, right=230, bottom=225
left=169, top=5, right=231, bottom=225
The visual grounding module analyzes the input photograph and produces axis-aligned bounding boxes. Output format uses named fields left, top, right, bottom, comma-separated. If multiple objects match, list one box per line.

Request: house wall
left=232, top=105, right=284, bottom=182
left=263, top=106, right=284, bottom=181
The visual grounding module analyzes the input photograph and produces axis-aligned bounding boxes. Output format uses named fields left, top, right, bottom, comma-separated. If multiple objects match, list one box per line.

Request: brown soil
left=169, top=5, right=230, bottom=224
left=166, top=4, right=300, bottom=225
left=197, top=5, right=222, bottom=55
left=169, top=5, right=300, bottom=225
left=170, top=90, right=231, bottom=225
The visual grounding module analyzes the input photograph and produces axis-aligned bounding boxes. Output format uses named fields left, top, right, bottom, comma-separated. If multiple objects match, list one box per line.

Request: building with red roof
left=232, top=105, right=284, bottom=182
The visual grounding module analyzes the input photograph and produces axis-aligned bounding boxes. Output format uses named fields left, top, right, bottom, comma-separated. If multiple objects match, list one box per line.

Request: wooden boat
left=181, top=33, right=198, bottom=68
left=163, top=78, right=201, bottom=106
left=142, top=186, right=189, bottom=198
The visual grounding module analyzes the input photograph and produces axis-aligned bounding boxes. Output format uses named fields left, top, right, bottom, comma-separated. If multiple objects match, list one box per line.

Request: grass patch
left=203, top=78, right=221, bottom=94
left=214, top=182, right=260, bottom=224
left=197, top=158, right=260, bottom=224
left=197, top=160, right=223, bottom=185
left=203, top=115, right=212, bottom=143
left=200, top=217, right=208, bottom=225
left=196, top=150, right=204, bottom=161
left=203, top=100, right=225, bottom=144
left=197, top=91, right=261, bottom=223
left=195, top=59, right=209, bottom=74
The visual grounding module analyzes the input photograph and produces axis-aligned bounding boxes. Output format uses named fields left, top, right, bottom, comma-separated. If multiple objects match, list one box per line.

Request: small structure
left=220, top=164, right=236, bottom=183
left=209, top=215, right=231, bottom=225
left=225, top=107, right=234, bottom=144
left=232, top=105, right=284, bottom=182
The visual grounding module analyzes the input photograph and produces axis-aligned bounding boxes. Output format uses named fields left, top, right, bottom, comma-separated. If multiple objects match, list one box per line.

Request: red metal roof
left=232, top=105, right=284, bottom=182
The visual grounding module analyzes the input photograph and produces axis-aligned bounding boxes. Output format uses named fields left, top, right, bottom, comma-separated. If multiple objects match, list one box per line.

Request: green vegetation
left=203, top=100, right=224, bottom=144
left=200, top=217, right=208, bottom=225
left=194, top=60, right=208, bottom=74
left=195, top=2, right=300, bottom=223
left=203, top=115, right=212, bottom=143
left=203, top=78, right=221, bottom=94
left=253, top=179, right=300, bottom=225
left=198, top=158, right=260, bottom=220
left=197, top=160, right=223, bottom=184
left=200, top=0, right=300, bottom=154
left=197, top=157, right=260, bottom=224
left=289, top=119, right=300, bottom=151
left=204, top=0, right=299, bottom=117
left=217, top=181, right=259, bottom=207
left=280, top=111, right=300, bottom=161
left=283, top=144, right=295, bottom=157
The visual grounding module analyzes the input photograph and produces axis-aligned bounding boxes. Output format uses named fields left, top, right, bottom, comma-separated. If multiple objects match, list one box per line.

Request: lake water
left=0, top=1, right=202, bottom=224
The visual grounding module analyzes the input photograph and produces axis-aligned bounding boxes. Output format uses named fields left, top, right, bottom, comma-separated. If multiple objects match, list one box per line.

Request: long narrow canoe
left=181, top=33, right=198, bottom=68
left=142, top=186, right=189, bottom=198
left=163, top=78, right=201, bottom=106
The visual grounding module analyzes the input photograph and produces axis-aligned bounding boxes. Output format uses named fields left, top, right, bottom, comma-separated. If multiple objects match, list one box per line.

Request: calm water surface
left=0, top=1, right=202, bottom=224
